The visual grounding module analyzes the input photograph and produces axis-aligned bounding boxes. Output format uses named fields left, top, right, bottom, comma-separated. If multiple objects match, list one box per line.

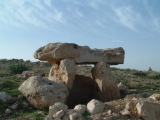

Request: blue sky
left=0, top=0, right=160, bottom=71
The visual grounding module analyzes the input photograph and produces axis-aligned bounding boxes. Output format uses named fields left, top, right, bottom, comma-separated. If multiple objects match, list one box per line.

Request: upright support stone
left=48, top=59, right=76, bottom=90
left=49, top=63, right=61, bottom=83
left=91, top=62, right=120, bottom=101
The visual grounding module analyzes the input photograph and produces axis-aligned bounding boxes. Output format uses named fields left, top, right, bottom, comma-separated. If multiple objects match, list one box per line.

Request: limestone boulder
left=18, top=76, right=69, bottom=108
left=87, top=99, right=105, bottom=114
left=74, top=104, right=86, bottom=114
left=34, top=43, right=125, bottom=65
left=136, top=100, right=160, bottom=120
left=19, top=70, right=37, bottom=79
left=91, top=62, right=120, bottom=101
left=49, top=102, right=68, bottom=116
left=149, top=93, right=160, bottom=101
left=48, top=59, right=76, bottom=90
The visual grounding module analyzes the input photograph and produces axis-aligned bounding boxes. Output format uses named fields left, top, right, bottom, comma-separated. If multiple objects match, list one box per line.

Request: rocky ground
left=0, top=59, right=160, bottom=120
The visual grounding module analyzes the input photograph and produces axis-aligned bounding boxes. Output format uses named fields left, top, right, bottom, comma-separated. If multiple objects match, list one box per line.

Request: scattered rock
left=136, top=100, right=160, bottom=120
left=10, top=101, right=19, bottom=109
left=149, top=93, right=160, bottom=101
left=19, top=70, right=37, bottom=79
left=120, top=109, right=130, bottom=116
left=69, top=112, right=84, bottom=120
left=53, top=110, right=64, bottom=119
left=87, top=99, right=105, bottom=114
left=125, top=92, right=152, bottom=100
left=74, top=104, right=86, bottom=114
left=5, top=108, right=11, bottom=114
left=45, top=115, right=52, bottom=120
left=18, top=76, right=69, bottom=108
left=0, top=92, right=13, bottom=103
left=49, top=102, right=68, bottom=116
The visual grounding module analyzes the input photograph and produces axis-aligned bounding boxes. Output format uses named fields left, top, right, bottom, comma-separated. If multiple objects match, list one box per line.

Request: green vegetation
left=83, top=111, right=92, bottom=120
left=8, top=63, right=29, bottom=74
left=41, top=62, right=52, bottom=67
left=133, top=71, right=147, bottom=77
left=149, top=74, right=160, bottom=80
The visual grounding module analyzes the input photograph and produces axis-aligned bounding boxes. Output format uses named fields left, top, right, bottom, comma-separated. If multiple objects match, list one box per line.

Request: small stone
left=0, top=92, right=12, bottom=103
left=65, top=109, right=76, bottom=115
left=49, top=102, right=68, bottom=116
left=149, top=94, right=160, bottom=101
left=69, top=112, right=82, bottom=120
left=53, top=110, right=64, bottom=119
left=120, top=109, right=130, bottom=116
left=45, top=115, right=52, bottom=120
left=74, top=104, right=86, bottom=114
left=106, top=110, right=112, bottom=116
left=87, top=99, right=105, bottom=114
left=5, top=108, right=11, bottom=114
left=62, top=115, right=69, bottom=120
left=55, top=118, right=61, bottom=120
left=11, top=101, right=19, bottom=109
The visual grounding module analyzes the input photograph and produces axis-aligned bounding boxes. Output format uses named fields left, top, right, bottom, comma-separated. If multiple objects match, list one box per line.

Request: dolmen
left=34, top=42, right=125, bottom=108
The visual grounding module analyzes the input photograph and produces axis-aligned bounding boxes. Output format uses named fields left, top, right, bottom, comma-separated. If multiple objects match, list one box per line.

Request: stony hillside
left=0, top=59, right=160, bottom=120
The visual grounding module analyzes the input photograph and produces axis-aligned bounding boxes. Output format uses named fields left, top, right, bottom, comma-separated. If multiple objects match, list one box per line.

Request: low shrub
left=133, top=71, right=147, bottom=77
left=42, top=62, right=52, bottom=67
left=149, top=74, right=160, bottom=80
left=8, top=63, right=29, bottom=74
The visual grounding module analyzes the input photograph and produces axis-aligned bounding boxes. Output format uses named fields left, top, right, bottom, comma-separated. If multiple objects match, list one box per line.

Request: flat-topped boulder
left=34, top=43, right=125, bottom=65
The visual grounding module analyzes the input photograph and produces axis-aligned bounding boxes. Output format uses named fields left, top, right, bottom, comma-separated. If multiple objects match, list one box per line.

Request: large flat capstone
left=34, top=42, right=125, bottom=65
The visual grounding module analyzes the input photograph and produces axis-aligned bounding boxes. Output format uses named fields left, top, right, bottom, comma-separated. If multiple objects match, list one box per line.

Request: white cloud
left=113, top=6, right=141, bottom=31
left=0, top=0, right=65, bottom=30
left=143, top=0, right=160, bottom=33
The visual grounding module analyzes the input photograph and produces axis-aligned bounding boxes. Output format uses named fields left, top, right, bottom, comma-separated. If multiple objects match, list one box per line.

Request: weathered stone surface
left=5, top=108, right=11, bottom=114
left=74, top=104, right=86, bottom=114
left=48, top=59, right=76, bottom=90
left=19, top=70, right=37, bottom=79
left=91, top=62, right=120, bottom=101
left=125, top=92, right=153, bottom=100
left=34, top=43, right=125, bottom=65
left=149, top=93, right=160, bottom=101
left=0, top=92, right=12, bottom=103
left=49, top=102, right=68, bottom=116
left=45, top=115, right=52, bottom=120
left=87, top=99, right=105, bottom=114
left=136, top=100, right=160, bottom=120
left=18, top=76, right=69, bottom=108
left=69, top=112, right=84, bottom=120
left=120, top=109, right=130, bottom=116
left=53, top=110, right=64, bottom=119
